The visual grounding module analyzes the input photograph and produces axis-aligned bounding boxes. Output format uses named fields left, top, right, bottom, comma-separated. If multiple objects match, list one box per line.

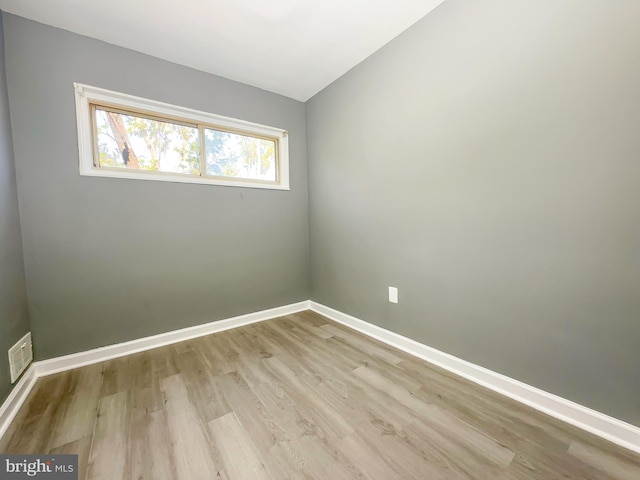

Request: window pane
left=204, top=128, right=276, bottom=181
left=95, top=108, right=200, bottom=175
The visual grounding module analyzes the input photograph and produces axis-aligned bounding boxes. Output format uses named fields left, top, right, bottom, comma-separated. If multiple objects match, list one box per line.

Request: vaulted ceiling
left=0, top=0, right=446, bottom=101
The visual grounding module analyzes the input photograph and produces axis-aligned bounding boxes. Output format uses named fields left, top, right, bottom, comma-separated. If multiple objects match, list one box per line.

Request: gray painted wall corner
left=0, top=11, right=31, bottom=404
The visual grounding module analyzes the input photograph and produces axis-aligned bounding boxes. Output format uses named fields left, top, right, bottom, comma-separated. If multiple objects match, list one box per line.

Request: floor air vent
left=9, top=332, right=33, bottom=383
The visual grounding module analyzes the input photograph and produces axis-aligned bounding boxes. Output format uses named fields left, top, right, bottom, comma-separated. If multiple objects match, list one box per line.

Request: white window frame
left=74, top=83, right=290, bottom=190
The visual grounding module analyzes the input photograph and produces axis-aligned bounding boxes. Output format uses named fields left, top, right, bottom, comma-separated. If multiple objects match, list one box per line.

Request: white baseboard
left=0, top=366, right=37, bottom=440
left=309, top=301, right=640, bottom=455
left=0, top=300, right=309, bottom=440
left=35, top=301, right=310, bottom=377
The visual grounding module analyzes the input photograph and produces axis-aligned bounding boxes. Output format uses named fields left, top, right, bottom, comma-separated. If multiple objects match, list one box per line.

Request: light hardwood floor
left=1, top=311, right=639, bottom=479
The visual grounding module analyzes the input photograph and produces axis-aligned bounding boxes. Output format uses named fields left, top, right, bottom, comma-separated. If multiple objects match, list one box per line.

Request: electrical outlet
left=389, top=286, right=398, bottom=304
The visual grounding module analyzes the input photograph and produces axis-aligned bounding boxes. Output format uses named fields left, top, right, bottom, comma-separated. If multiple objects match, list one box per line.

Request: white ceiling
left=0, top=0, right=446, bottom=101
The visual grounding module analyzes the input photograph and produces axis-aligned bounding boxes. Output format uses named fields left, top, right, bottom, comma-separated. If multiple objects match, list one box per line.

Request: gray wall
left=0, top=13, right=31, bottom=403
left=307, top=0, right=640, bottom=427
left=3, top=14, right=309, bottom=360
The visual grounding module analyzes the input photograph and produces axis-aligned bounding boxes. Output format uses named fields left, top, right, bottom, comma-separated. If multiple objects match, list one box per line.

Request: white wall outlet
left=388, top=286, right=398, bottom=304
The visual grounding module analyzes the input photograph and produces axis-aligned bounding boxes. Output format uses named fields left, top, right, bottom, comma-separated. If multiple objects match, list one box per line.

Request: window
left=74, top=83, right=289, bottom=190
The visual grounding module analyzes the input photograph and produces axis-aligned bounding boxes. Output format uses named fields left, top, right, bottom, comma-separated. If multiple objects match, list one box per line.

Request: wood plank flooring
left=1, top=311, right=639, bottom=479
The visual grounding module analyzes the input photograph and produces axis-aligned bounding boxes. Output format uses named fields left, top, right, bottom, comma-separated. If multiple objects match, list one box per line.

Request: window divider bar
left=198, top=125, right=206, bottom=177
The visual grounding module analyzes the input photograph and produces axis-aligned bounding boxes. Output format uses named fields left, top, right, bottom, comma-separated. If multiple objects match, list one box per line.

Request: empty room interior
left=1, top=0, right=639, bottom=478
